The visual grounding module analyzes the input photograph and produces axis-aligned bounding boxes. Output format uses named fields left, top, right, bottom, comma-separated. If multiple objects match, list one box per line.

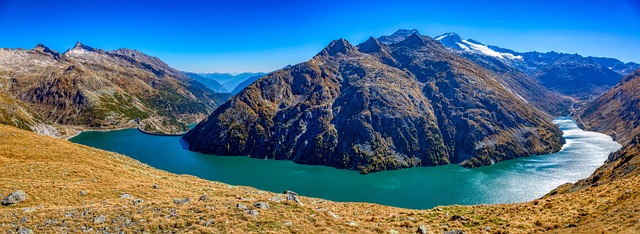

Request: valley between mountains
left=2, top=29, right=640, bottom=233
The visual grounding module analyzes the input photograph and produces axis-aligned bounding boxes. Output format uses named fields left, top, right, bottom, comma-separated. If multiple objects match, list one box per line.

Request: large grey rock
left=236, top=203, right=248, bottom=210
left=16, top=227, right=33, bottom=234
left=93, top=215, right=106, bottom=224
left=246, top=209, right=259, bottom=217
left=173, top=197, right=190, bottom=205
left=254, top=202, right=270, bottom=209
left=417, top=224, right=428, bottom=234
left=286, top=193, right=303, bottom=206
left=443, top=230, right=465, bottom=234
left=1, top=190, right=28, bottom=206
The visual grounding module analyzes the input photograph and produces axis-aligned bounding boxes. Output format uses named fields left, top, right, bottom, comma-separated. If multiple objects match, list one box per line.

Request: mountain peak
left=434, top=32, right=466, bottom=50
left=357, top=36, right=385, bottom=53
left=392, top=29, right=420, bottom=36
left=396, top=33, right=428, bottom=48
left=378, top=29, right=421, bottom=45
left=72, top=41, right=96, bottom=52
left=32, top=43, right=60, bottom=59
left=318, top=38, right=357, bottom=57
left=434, top=32, right=461, bottom=41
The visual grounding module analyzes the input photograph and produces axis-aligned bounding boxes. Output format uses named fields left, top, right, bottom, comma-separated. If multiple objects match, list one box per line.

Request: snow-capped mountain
left=432, top=32, right=640, bottom=100
left=434, top=32, right=522, bottom=61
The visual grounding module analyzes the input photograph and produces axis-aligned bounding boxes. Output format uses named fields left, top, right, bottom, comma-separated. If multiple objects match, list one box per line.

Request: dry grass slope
left=1, top=124, right=639, bottom=233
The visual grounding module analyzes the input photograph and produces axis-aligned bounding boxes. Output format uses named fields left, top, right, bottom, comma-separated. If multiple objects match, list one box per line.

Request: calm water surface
left=70, top=117, right=620, bottom=209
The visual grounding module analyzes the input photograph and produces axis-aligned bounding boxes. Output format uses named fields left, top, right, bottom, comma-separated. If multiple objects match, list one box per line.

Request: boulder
left=1, top=190, right=28, bottom=206
left=254, top=202, right=270, bottom=209
left=173, top=197, right=190, bottom=205
left=246, top=209, right=259, bottom=217
left=236, top=203, right=248, bottom=210
left=416, top=224, right=428, bottom=234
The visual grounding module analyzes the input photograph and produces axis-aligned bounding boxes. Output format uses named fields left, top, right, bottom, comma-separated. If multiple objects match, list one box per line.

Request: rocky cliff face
left=579, top=69, right=640, bottom=143
left=183, top=34, right=564, bottom=173
left=0, top=43, right=229, bottom=136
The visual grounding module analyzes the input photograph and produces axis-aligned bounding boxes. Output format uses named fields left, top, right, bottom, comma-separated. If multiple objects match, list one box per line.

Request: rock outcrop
left=183, top=34, right=564, bottom=173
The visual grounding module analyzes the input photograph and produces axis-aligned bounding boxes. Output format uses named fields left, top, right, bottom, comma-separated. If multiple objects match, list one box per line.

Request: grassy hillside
left=1, top=124, right=639, bottom=233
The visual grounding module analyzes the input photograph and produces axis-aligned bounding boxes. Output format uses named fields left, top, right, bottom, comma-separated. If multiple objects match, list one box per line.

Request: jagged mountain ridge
left=183, top=34, right=564, bottom=173
left=578, top=69, right=640, bottom=144
left=431, top=31, right=639, bottom=100
left=0, top=42, right=229, bottom=136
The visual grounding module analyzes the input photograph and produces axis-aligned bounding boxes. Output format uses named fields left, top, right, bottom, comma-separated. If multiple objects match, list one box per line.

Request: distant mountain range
left=184, top=72, right=228, bottom=93
left=187, top=72, right=266, bottom=93
left=184, top=33, right=565, bottom=173
left=427, top=31, right=640, bottom=101
left=381, top=31, right=573, bottom=115
left=0, top=42, right=230, bottom=136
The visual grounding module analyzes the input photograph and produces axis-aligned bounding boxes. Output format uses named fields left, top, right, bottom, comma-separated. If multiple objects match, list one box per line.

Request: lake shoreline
left=70, top=117, right=621, bottom=209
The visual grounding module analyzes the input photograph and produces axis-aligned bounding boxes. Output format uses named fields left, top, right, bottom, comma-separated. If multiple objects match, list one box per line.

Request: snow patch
left=455, top=42, right=470, bottom=51
left=461, top=39, right=522, bottom=60
left=434, top=35, right=447, bottom=41
left=500, top=84, right=529, bottom=104
left=66, top=48, right=88, bottom=56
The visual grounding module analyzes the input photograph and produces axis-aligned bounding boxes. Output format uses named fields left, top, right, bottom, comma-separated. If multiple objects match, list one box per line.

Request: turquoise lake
left=70, top=117, right=621, bottom=209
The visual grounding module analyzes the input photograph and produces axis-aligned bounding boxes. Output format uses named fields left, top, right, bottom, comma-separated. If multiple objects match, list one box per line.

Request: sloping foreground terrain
left=1, top=124, right=639, bottom=233
left=184, top=35, right=564, bottom=173
left=0, top=43, right=229, bottom=137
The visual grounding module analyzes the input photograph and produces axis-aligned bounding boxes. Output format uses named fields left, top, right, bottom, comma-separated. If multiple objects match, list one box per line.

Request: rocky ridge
left=0, top=42, right=229, bottom=136
left=184, top=33, right=564, bottom=173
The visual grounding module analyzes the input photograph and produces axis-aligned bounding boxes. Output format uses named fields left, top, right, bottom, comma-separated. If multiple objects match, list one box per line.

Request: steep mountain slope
left=231, top=73, right=266, bottom=94
left=184, top=72, right=229, bottom=93
left=578, top=69, right=640, bottom=143
left=194, top=72, right=266, bottom=91
left=2, top=122, right=640, bottom=233
left=0, top=43, right=229, bottom=136
left=433, top=32, right=639, bottom=101
left=184, top=34, right=563, bottom=173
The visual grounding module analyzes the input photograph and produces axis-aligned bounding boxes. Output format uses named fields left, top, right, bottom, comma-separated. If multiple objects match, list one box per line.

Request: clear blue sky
left=1, top=0, right=639, bottom=73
